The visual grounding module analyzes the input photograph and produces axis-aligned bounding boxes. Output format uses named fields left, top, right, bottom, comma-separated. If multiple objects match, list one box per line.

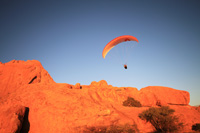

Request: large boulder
left=139, top=86, right=190, bottom=106
left=0, top=104, right=27, bottom=133
left=74, top=83, right=82, bottom=89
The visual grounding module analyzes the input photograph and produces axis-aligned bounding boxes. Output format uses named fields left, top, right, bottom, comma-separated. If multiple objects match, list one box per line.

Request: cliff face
left=0, top=60, right=199, bottom=133
left=0, top=60, right=55, bottom=97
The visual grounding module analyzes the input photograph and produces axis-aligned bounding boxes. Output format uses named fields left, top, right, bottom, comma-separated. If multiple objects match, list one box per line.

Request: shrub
left=83, top=124, right=138, bottom=133
left=138, top=106, right=183, bottom=132
left=123, top=97, right=142, bottom=107
left=192, top=123, right=200, bottom=131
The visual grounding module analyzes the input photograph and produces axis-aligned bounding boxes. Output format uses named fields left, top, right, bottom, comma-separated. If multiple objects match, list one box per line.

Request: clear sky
left=1, top=0, right=200, bottom=106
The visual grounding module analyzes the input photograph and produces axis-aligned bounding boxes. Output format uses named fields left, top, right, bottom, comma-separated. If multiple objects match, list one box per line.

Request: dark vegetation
left=138, top=106, right=183, bottom=132
left=82, top=97, right=197, bottom=132
left=192, top=123, right=200, bottom=131
left=83, top=124, right=138, bottom=133
left=123, top=97, right=142, bottom=107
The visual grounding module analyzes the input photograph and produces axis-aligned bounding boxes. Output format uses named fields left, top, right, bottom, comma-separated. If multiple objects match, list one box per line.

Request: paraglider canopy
left=102, top=35, right=139, bottom=59
left=102, top=35, right=139, bottom=69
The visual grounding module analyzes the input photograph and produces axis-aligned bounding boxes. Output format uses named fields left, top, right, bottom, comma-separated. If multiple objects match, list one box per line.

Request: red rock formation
left=138, top=86, right=190, bottom=106
left=74, top=83, right=82, bottom=89
left=0, top=104, right=26, bottom=133
left=0, top=60, right=55, bottom=97
left=0, top=60, right=199, bottom=133
left=197, top=106, right=200, bottom=113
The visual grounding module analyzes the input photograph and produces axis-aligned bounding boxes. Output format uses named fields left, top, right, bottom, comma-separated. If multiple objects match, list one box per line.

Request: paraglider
left=102, top=35, right=139, bottom=69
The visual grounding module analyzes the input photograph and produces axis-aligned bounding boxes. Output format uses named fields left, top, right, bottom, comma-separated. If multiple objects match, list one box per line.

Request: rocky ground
left=0, top=60, right=200, bottom=132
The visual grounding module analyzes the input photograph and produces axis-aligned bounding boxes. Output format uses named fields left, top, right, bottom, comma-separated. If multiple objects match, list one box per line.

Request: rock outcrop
left=138, top=86, right=190, bottom=106
left=0, top=104, right=27, bottom=133
left=0, top=60, right=55, bottom=97
left=0, top=60, right=199, bottom=133
left=74, top=83, right=82, bottom=89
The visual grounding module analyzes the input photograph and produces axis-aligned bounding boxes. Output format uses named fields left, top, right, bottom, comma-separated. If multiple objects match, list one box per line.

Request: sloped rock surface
left=0, top=60, right=55, bottom=97
left=170, top=105, right=200, bottom=132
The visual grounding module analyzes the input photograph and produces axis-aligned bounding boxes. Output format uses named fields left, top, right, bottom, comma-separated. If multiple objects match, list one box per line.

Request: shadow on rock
left=20, top=107, right=30, bottom=133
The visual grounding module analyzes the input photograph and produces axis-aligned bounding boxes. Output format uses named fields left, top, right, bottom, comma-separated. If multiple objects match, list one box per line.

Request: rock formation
left=0, top=60, right=55, bottom=97
left=0, top=60, right=199, bottom=133
left=138, top=86, right=190, bottom=106
left=0, top=104, right=27, bottom=133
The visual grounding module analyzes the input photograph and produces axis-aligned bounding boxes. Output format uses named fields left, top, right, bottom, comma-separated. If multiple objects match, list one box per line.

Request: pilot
left=124, top=64, right=127, bottom=69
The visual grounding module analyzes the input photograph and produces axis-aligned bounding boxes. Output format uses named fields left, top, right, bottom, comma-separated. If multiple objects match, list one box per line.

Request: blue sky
left=1, top=0, right=200, bottom=106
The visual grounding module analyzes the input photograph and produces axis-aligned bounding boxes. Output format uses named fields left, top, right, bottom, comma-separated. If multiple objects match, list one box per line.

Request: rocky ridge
left=0, top=60, right=199, bottom=132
